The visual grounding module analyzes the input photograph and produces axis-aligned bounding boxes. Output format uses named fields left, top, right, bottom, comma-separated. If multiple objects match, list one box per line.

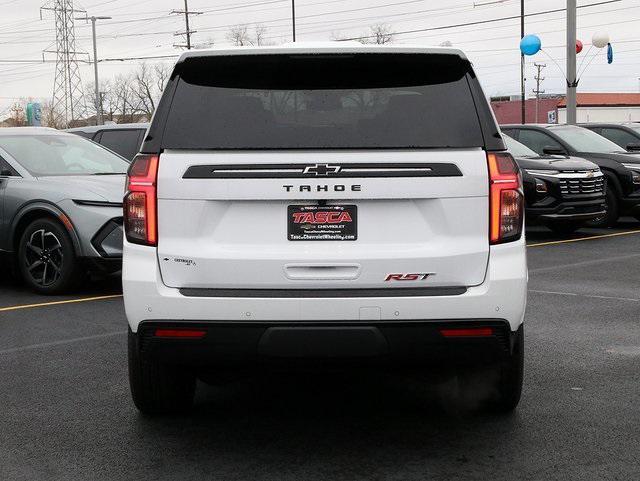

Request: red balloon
left=576, top=40, right=584, bottom=54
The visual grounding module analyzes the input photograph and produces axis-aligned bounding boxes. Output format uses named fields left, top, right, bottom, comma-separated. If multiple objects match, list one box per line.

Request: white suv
left=123, top=44, right=527, bottom=415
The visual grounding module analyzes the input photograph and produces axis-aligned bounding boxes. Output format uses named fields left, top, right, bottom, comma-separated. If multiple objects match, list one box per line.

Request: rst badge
left=385, top=273, right=434, bottom=281
left=288, top=205, right=357, bottom=241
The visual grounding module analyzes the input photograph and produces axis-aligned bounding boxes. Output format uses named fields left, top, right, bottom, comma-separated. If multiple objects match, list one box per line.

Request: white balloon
left=592, top=32, right=610, bottom=49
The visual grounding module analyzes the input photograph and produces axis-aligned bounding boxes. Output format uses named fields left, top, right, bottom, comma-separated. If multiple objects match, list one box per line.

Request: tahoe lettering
left=283, top=184, right=362, bottom=192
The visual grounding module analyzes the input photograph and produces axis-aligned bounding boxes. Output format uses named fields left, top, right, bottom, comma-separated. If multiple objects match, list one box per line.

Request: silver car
left=0, top=127, right=128, bottom=294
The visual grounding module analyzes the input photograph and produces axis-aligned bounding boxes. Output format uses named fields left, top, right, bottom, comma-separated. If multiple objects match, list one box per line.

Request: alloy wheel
left=24, top=229, right=64, bottom=287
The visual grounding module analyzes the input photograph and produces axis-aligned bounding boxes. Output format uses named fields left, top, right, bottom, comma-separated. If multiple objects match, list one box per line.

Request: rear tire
left=487, top=325, right=524, bottom=413
left=17, top=218, right=81, bottom=295
left=128, top=328, right=196, bottom=415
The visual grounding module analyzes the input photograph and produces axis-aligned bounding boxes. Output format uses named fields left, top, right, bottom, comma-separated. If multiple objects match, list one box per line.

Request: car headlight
left=534, top=178, right=548, bottom=193
left=621, top=163, right=640, bottom=184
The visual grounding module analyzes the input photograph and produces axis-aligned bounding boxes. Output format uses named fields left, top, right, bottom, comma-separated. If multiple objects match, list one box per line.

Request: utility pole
left=533, top=63, right=546, bottom=123
left=78, top=15, right=111, bottom=126
left=172, top=0, right=202, bottom=49
left=520, top=0, right=525, bottom=124
left=566, top=0, right=577, bottom=124
left=292, top=0, right=296, bottom=42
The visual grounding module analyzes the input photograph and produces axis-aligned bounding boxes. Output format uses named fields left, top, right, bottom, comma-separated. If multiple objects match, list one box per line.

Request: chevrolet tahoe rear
left=122, top=44, right=527, bottom=415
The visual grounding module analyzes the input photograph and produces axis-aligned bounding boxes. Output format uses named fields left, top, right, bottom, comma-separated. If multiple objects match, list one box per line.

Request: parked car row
left=502, top=123, right=640, bottom=227
left=503, top=135, right=605, bottom=235
left=0, top=119, right=638, bottom=296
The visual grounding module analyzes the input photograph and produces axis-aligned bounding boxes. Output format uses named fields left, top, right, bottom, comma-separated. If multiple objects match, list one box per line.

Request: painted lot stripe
left=528, top=229, right=640, bottom=247
left=0, top=330, right=126, bottom=355
left=0, top=294, right=123, bottom=313
left=530, top=289, right=640, bottom=303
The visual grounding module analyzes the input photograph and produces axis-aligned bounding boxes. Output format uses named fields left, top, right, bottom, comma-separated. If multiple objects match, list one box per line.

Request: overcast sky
left=1, top=0, right=639, bottom=117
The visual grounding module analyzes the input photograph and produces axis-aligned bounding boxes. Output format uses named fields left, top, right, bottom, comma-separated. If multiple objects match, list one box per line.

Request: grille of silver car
left=559, top=171, right=605, bottom=196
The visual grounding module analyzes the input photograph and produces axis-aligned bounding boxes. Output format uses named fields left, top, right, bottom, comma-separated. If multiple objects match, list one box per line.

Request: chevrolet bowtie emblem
left=302, top=164, right=342, bottom=176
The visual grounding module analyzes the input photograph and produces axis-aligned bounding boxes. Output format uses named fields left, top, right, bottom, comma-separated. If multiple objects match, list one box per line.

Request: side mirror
left=542, top=145, right=567, bottom=155
left=626, top=143, right=640, bottom=152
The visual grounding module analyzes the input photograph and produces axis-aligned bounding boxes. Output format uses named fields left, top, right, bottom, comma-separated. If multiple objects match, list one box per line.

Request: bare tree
left=111, top=74, right=139, bottom=123
left=227, top=25, right=250, bottom=46
left=253, top=24, right=269, bottom=46
left=153, top=63, right=171, bottom=95
left=134, top=63, right=156, bottom=118
left=227, top=24, right=270, bottom=46
left=79, top=62, right=173, bottom=125
left=41, top=100, right=65, bottom=129
left=360, top=23, right=395, bottom=44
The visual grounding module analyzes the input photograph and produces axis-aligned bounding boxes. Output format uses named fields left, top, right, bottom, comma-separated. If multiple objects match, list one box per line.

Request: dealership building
left=491, top=93, right=640, bottom=125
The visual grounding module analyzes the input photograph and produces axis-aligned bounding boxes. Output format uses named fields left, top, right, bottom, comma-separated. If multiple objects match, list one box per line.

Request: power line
left=338, top=0, right=621, bottom=41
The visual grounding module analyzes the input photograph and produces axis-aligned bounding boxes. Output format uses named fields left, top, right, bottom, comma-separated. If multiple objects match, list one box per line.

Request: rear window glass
left=162, top=54, right=484, bottom=150
left=99, top=129, right=143, bottom=161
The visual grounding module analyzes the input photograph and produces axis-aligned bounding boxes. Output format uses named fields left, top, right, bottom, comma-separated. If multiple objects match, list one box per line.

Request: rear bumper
left=135, top=319, right=517, bottom=367
left=123, top=238, right=527, bottom=333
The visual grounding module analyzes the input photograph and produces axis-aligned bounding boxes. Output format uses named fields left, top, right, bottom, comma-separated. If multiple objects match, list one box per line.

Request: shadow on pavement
left=526, top=217, right=639, bottom=243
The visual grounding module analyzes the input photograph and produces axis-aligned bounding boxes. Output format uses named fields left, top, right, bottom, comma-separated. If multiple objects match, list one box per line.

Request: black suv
left=501, top=124, right=640, bottom=226
left=503, top=134, right=605, bottom=234
left=580, top=123, right=640, bottom=152
left=67, top=123, right=149, bottom=161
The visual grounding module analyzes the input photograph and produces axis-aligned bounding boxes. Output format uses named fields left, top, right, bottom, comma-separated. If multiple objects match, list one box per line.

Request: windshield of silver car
left=0, top=134, right=129, bottom=176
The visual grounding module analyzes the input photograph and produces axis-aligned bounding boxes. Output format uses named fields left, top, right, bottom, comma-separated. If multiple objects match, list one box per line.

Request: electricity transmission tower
left=533, top=63, right=546, bottom=123
left=41, top=0, right=88, bottom=127
left=172, top=0, right=202, bottom=50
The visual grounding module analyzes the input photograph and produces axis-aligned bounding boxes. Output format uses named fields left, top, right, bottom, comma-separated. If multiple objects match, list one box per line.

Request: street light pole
left=83, top=15, right=111, bottom=126
left=292, top=0, right=296, bottom=42
left=520, top=0, right=525, bottom=124
left=566, top=0, right=577, bottom=124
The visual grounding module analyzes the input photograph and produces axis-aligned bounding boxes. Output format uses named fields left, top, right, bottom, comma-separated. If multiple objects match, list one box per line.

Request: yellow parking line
left=0, top=294, right=123, bottom=313
left=528, top=229, right=640, bottom=247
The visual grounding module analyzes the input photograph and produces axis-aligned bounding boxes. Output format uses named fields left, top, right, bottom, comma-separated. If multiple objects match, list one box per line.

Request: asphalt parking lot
left=1, top=223, right=639, bottom=481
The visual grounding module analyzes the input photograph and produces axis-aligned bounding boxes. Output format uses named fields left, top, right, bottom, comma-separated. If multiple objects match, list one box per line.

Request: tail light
left=487, top=152, right=523, bottom=244
left=124, top=154, right=159, bottom=246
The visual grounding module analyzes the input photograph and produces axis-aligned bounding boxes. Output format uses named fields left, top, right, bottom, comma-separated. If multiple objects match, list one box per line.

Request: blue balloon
left=520, top=34, right=542, bottom=56
left=607, top=43, right=613, bottom=64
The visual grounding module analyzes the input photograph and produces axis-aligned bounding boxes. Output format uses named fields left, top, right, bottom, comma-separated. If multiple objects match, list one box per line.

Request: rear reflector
left=154, top=329, right=207, bottom=339
left=439, top=327, right=494, bottom=338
